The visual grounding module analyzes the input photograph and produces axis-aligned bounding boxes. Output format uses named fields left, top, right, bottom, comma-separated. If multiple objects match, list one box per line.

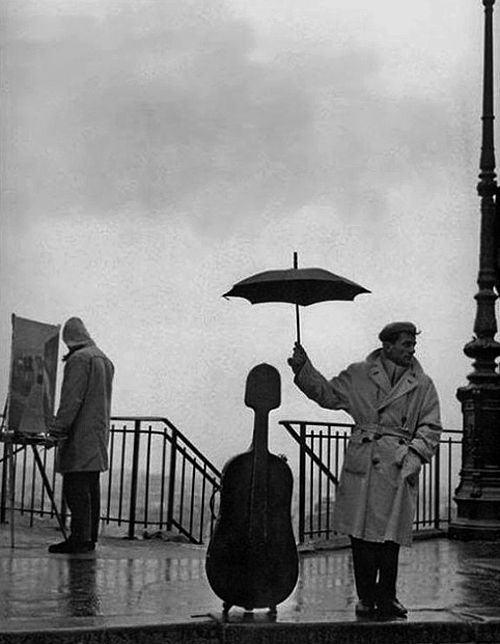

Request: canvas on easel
left=6, top=314, right=60, bottom=435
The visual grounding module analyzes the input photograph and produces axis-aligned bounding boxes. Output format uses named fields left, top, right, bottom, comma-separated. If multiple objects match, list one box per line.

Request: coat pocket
left=343, top=437, right=371, bottom=476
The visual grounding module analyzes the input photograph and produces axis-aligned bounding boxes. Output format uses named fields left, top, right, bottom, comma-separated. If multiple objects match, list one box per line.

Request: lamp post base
left=449, top=467, right=500, bottom=541
left=452, top=377, right=500, bottom=541
left=449, top=519, right=500, bottom=541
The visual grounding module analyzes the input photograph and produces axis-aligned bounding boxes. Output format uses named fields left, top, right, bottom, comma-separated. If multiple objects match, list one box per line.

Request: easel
left=1, top=314, right=66, bottom=547
left=0, top=428, right=68, bottom=547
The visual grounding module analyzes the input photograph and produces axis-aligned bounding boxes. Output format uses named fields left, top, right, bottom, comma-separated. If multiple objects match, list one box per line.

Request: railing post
left=0, top=444, right=7, bottom=523
left=127, top=419, right=141, bottom=540
left=433, top=443, right=441, bottom=530
left=298, top=422, right=306, bottom=544
left=167, top=427, right=177, bottom=532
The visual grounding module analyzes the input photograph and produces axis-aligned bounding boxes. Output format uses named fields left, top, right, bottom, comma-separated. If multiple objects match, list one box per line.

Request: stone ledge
left=1, top=619, right=499, bottom=644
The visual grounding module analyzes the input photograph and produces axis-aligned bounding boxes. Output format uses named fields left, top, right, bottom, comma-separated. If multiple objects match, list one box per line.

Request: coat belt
left=353, top=423, right=410, bottom=443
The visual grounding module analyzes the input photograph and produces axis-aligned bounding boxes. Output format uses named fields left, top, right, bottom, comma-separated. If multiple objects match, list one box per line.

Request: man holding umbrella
left=288, top=322, right=442, bottom=620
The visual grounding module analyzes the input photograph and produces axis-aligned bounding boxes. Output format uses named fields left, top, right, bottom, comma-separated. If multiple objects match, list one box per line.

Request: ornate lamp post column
left=449, top=0, right=500, bottom=540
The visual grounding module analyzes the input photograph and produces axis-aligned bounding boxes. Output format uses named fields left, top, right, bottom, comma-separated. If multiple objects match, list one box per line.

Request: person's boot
left=355, top=599, right=376, bottom=618
left=376, top=598, right=408, bottom=620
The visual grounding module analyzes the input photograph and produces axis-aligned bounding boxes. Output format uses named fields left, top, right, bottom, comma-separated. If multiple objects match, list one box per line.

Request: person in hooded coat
left=288, top=322, right=441, bottom=620
left=48, top=317, right=114, bottom=554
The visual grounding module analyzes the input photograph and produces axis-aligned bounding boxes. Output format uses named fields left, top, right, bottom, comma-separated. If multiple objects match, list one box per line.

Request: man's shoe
left=355, top=600, right=376, bottom=617
left=48, top=539, right=94, bottom=554
left=391, top=598, right=408, bottom=616
left=376, top=598, right=408, bottom=620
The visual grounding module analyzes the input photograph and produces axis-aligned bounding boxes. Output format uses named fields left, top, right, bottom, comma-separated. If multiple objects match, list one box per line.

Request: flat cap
left=378, top=321, right=419, bottom=343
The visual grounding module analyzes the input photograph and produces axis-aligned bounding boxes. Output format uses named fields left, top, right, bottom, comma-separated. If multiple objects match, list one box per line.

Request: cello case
left=205, top=363, right=298, bottom=615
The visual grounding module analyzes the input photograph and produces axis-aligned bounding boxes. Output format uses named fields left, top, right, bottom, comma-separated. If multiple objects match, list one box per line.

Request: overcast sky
left=1, top=0, right=498, bottom=466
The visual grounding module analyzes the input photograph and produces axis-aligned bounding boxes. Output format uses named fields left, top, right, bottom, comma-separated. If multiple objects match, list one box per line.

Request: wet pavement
left=1, top=518, right=500, bottom=643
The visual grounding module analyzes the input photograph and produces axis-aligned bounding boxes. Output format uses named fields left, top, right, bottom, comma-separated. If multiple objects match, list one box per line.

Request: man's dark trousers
left=63, top=471, right=101, bottom=544
left=350, top=537, right=400, bottom=605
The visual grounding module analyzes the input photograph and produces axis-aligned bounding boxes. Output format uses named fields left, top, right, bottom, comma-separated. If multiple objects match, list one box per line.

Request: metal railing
left=0, top=416, right=221, bottom=544
left=0, top=417, right=462, bottom=546
left=280, top=420, right=462, bottom=543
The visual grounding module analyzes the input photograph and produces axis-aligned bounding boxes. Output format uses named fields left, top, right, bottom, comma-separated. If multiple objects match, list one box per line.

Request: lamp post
left=449, top=0, right=500, bottom=540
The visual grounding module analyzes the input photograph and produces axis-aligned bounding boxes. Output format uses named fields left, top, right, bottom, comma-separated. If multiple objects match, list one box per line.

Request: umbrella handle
left=293, top=251, right=301, bottom=344
left=295, top=303, right=301, bottom=345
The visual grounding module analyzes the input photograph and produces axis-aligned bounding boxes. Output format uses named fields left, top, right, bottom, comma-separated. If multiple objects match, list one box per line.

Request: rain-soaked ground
left=1, top=517, right=500, bottom=643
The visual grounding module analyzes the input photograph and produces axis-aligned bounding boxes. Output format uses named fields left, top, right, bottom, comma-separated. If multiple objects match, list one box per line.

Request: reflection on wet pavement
left=1, top=527, right=500, bottom=631
left=1, top=555, right=214, bottom=623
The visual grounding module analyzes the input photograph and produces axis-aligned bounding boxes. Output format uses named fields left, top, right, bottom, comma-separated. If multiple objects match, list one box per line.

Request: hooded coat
left=52, top=318, right=114, bottom=474
left=295, top=348, right=441, bottom=546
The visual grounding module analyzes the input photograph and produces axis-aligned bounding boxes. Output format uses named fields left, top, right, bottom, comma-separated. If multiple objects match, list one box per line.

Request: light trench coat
left=295, top=348, right=442, bottom=546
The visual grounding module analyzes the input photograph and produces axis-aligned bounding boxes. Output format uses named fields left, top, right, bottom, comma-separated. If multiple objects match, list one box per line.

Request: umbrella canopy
left=223, top=267, right=370, bottom=306
left=223, top=254, right=370, bottom=343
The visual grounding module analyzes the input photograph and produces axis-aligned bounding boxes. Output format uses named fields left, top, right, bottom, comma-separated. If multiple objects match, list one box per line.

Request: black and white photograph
left=1, top=1, right=499, bottom=642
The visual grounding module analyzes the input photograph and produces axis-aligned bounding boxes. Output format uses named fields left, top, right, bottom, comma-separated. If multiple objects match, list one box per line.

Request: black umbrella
left=223, top=252, right=370, bottom=343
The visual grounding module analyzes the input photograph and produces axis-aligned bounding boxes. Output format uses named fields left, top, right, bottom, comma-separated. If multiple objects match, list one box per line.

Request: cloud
left=3, top=0, right=311, bottom=229
left=2, top=0, right=474, bottom=238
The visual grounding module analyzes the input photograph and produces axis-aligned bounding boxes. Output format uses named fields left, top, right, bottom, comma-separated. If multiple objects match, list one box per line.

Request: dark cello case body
left=205, top=364, right=298, bottom=612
